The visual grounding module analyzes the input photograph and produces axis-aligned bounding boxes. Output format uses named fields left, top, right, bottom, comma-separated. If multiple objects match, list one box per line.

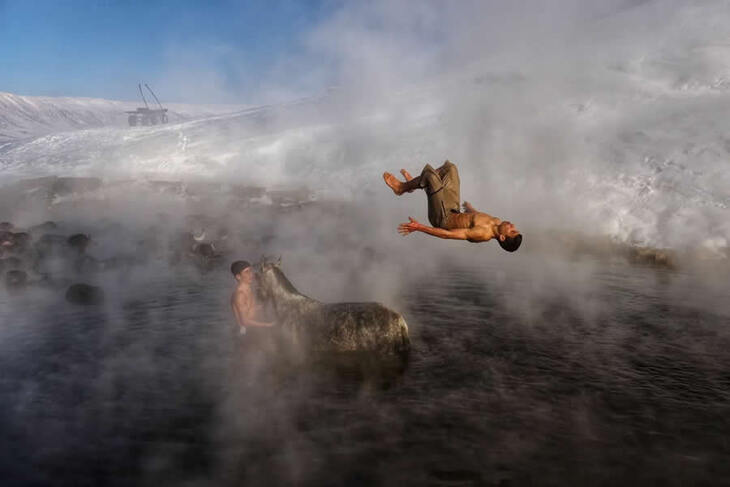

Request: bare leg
left=383, top=172, right=407, bottom=195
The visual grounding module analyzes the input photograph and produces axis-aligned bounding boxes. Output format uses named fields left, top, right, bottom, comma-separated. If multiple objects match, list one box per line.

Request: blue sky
left=0, top=0, right=333, bottom=103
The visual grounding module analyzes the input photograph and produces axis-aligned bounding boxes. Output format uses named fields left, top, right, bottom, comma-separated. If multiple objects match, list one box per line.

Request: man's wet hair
left=230, top=260, right=251, bottom=276
left=498, top=234, right=522, bottom=253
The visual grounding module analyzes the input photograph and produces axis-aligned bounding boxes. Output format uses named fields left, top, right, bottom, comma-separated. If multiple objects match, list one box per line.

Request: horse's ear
left=275, top=255, right=282, bottom=266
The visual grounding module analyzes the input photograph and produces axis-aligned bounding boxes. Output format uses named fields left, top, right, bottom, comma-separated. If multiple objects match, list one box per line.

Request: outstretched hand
left=398, top=217, right=421, bottom=236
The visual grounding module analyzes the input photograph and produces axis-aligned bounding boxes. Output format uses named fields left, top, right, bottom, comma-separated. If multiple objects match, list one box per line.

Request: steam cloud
left=1, top=2, right=730, bottom=484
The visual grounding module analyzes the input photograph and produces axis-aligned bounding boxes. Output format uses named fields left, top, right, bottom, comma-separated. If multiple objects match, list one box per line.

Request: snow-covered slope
left=0, top=92, right=241, bottom=143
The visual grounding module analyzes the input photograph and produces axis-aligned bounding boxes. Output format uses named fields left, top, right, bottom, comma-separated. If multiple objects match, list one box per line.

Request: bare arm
left=398, top=217, right=490, bottom=241
left=243, top=317, right=275, bottom=327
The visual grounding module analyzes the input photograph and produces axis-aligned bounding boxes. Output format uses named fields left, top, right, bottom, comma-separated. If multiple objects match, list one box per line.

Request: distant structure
left=126, top=83, right=169, bottom=126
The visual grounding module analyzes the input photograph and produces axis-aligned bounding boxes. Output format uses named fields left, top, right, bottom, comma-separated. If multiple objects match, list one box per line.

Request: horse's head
left=253, top=256, right=282, bottom=303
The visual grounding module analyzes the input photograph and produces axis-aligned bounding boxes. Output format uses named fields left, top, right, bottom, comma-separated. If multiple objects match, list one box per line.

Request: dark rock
left=11, top=232, right=30, bottom=245
left=67, top=233, right=91, bottom=253
left=65, top=283, right=105, bottom=305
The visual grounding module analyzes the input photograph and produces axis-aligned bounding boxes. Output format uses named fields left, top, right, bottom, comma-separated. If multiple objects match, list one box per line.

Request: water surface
left=1, top=248, right=728, bottom=486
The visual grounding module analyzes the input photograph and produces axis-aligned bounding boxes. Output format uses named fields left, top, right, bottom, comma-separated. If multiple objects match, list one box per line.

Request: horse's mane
left=271, top=266, right=302, bottom=296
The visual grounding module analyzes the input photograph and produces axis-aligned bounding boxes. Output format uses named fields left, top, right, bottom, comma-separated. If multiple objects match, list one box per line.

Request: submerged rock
left=65, top=283, right=105, bottom=305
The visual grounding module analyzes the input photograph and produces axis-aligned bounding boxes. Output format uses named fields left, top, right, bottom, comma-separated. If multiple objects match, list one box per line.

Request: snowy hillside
left=0, top=91, right=241, bottom=143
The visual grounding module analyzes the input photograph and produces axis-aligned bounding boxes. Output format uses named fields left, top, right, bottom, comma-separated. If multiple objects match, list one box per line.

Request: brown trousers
left=419, top=161, right=461, bottom=228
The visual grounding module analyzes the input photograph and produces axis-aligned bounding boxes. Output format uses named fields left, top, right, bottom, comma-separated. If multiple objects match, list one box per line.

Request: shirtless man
left=230, top=260, right=274, bottom=334
left=383, top=160, right=522, bottom=252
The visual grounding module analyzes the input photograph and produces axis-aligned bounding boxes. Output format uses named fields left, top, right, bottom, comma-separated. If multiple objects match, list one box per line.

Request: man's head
left=231, top=260, right=253, bottom=283
left=496, top=221, right=522, bottom=253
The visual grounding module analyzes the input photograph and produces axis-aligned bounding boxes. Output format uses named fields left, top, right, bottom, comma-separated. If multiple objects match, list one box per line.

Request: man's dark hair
left=498, top=234, right=522, bottom=253
left=230, top=260, right=251, bottom=276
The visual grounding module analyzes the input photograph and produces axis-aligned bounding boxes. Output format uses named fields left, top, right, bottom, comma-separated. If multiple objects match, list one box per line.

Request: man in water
left=230, top=260, right=274, bottom=334
left=383, top=160, right=522, bottom=251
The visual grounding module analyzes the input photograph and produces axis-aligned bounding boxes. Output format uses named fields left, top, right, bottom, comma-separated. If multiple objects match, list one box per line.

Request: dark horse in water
left=253, top=260, right=410, bottom=356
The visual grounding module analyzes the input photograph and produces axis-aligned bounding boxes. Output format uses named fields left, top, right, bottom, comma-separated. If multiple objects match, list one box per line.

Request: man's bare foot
left=383, top=172, right=405, bottom=195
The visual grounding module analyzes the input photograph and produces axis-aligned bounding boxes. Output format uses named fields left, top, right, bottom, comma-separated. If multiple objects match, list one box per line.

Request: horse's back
left=316, top=301, right=410, bottom=355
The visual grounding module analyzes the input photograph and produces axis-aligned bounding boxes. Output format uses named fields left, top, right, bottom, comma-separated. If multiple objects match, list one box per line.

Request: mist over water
left=0, top=177, right=728, bottom=485
left=1, top=0, right=730, bottom=485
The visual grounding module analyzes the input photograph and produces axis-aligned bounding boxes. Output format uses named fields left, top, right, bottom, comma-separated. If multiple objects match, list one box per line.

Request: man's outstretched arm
left=398, top=217, right=492, bottom=242
left=398, top=217, right=470, bottom=240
